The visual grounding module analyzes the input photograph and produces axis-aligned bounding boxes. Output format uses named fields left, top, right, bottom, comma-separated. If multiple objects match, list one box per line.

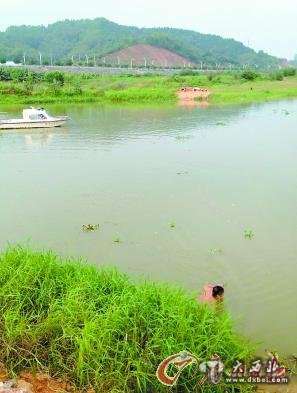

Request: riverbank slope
left=0, top=246, right=252, bottom=392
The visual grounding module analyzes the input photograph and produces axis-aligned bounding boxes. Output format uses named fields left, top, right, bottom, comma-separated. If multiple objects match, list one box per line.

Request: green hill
left=0, top=18, right=281, bottom=68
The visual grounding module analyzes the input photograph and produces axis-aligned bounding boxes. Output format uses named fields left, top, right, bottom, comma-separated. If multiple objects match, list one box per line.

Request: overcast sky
left=0, top=0, right=296, bottom=59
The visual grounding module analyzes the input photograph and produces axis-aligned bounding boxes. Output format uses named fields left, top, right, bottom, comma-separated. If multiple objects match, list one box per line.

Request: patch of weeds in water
left=82, top=224, right=99, bottom=232
left=114, top=236, right=122, bottom=244
left=216, top=121, right=227, bottom=126
left=169, top=222, right=176, bottom=229
left=283, top=109, right=290, bottom=115
left=209, top=248, right=223, bottom=255
left=175, top=135, right=192, bottom=141
left=244, top=230, right=254, bottom=240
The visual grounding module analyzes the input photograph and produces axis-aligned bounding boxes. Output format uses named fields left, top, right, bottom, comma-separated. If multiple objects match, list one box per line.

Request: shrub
left=241, top=70, right=259, bottom=81
left=30, top=71, right=44, bottom=83
left=282, top=67, right=296, bottom=77
left=0, top=67, right=11, bottom=81
left=9, top=69, right=29, bottom=82
left=63, top=85, right=83, bottom=96
left=45, top=71, right=65, bottom=86
left=47, top=82, right=62, bottom=95
left=269, top=71, right=284, bottom=81
left=179, top=68, right=197, bottom=76
left=0, top=83, right=28, bottom=95
left=24, top=76, right=34, bottom=95
left=0, top=68, right=43, bottom=83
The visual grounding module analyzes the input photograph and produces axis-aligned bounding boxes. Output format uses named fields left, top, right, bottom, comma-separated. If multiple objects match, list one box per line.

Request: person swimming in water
left=197, top=284, right=224, bottom=305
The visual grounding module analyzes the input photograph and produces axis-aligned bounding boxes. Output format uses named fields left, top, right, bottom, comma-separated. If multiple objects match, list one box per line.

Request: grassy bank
left=0, top=67, right=297, bottom=106
left=211, top=78, right=297, bottom=105
left=0, top=246, right=253, bottom=392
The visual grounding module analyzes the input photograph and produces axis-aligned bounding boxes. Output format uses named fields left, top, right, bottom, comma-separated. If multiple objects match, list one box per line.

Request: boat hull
left=0, top=120, right=66, bottom=129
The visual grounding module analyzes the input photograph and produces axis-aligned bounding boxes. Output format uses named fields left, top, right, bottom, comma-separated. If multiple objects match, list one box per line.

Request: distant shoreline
left=0, top=67, right=297, bottom=106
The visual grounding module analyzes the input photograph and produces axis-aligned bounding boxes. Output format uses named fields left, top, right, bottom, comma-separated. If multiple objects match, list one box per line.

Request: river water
left=0, top=101, right=296, bottom=356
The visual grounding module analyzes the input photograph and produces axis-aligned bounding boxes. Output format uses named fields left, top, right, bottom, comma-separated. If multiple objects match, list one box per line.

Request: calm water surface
left=1, top=101, right=297, bottom=356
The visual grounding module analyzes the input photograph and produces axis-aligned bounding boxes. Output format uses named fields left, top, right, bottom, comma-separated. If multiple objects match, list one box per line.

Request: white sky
left=0, top=0, right=296, bottom=59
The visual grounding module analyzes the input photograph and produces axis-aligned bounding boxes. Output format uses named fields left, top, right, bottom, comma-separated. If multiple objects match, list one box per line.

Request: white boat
left=0, top=107, right=69, bottom=129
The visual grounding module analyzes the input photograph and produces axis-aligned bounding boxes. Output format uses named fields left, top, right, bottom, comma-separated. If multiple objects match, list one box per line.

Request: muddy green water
left=0, top=101, right=296, bottom=356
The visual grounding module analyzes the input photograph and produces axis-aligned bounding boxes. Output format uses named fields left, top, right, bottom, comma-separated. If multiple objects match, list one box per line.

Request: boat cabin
left=23, top=108, right=50, bottom=121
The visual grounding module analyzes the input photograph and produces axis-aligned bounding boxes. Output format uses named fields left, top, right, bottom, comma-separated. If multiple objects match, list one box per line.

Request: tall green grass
left=0, top=247, right=252, bottom=392
left=1, top=71, right=297, bottom=105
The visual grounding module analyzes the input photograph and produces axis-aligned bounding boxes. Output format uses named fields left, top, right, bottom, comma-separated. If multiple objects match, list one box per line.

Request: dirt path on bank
left=0, top=369, right=85, bottom=393
left=177, top=86, right=210, bottom=104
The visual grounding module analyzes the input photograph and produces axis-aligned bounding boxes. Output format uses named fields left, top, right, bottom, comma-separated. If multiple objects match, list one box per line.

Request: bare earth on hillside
left=103, top=44, right=192, bottom=67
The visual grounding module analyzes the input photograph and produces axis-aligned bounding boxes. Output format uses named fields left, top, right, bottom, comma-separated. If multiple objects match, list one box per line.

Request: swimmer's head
left=212, top=285, right=224, bottom=300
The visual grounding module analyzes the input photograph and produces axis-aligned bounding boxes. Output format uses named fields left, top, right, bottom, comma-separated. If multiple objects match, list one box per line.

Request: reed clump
left=0, top=246, right=252, bottom=392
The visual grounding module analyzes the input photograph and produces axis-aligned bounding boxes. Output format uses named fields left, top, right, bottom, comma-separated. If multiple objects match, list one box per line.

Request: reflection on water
left=24, top=133, right=54, bottom=146
left=0, top=101, right=297, bottom=356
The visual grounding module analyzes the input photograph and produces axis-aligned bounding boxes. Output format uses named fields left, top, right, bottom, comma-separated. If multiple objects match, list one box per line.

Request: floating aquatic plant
left=176, top=171, right=189, bottom=176
left=82, top=224, right=99, bottom=232
left=216, top=121, right=227, bottom=126
left=244, top=230, right=254, bottom=240
left=169, top=222, right=176, bottom=229
left=175, top=135, right=192, bottom=141
left=209, top=248, right=223, bottom=255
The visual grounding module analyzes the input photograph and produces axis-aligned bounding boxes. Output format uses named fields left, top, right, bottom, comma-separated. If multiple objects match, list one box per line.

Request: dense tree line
left=0, top=18, right=281, bottom=69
